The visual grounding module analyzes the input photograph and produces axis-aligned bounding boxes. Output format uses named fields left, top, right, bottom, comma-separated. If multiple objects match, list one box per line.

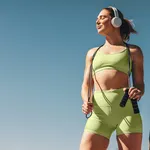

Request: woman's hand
left=128, top=87, right=142, bottom=101
left=82, top=101, right=93, bottom=114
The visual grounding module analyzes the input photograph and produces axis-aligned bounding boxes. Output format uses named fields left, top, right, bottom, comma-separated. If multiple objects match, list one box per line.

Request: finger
left=82, top=104, right=92, bottom=110
left=128, top=87, right=135, bottom=94
left=137, top=89, right=141, bottom=93
left=123, top=87, right=128, bottom=92
left=82, top=109, right=92, bottom=114
left=132, top=95, right=141, bottom=100
left=82, top=103, right=88, bottom=108
left=82, top=110, right=88, bottom=114
left=129, top=87, right=140, bottom=94
left=129, top=88, right=139, bottom=98
left=82, top=108, right=88, bottom=114
left=82, top=106, right=92, bottom=112
left=85, top=103, right=93, bottom=109
left=82, top=106, right=88, bottom=111
left=129, top=92, right=136, bottom=99
left=131, top=91, right=142, bottom=99
left=128, top=91, right=135, bottom=98
left=128, top=88, right=135, bottom=96
left=82, top=103, right=93, bottom=114
left=133, top=95, right=139, bottom=100
left=131, top=95, right=138, bottom=100
left=85, top=107, right=93, bottom=112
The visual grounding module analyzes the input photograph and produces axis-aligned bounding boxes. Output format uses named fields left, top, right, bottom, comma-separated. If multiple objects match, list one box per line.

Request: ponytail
left=120, top=19, right=137, bottom=41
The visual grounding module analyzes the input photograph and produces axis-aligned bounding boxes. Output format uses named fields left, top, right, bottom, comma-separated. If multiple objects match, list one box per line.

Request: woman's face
left=96, top=9, right=114, bottom=35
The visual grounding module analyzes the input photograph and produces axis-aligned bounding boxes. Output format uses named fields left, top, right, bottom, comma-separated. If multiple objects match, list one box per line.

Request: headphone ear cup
left=111, top=17, right=122, bottom=28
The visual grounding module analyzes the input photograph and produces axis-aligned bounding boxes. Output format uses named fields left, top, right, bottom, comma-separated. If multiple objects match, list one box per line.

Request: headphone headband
left=109, top=6, right=119, bottom=18
left=108, top=6, right=122, bottom=28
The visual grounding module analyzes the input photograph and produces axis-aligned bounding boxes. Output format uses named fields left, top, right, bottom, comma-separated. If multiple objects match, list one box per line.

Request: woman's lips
left=97, top=25, right=102, bottom=29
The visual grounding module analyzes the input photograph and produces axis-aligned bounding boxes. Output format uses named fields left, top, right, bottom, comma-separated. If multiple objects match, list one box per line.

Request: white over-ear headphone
left=109, top=6, right=122, bottom=28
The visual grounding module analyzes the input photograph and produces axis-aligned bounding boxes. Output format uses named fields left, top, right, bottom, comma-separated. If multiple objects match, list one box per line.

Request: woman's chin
left=97, top=30, right=104, bottom=35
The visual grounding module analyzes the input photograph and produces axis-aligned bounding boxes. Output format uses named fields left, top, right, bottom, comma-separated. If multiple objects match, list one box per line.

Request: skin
left=80, top=9, right=144, bottom=150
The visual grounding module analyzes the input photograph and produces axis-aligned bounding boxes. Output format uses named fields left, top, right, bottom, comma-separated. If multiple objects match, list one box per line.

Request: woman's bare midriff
left=93, top=69, right=129, bottom=91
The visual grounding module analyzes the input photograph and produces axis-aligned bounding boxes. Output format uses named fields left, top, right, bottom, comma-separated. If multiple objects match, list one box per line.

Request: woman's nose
left=96, top=19, right=100, bottom=25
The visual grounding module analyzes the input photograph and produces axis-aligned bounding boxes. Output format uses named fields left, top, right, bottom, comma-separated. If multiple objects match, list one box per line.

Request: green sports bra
left=92, top=46, right=132, bottom=75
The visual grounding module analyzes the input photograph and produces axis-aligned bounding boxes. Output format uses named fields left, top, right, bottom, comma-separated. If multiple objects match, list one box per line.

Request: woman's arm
left=81, top=48, right=97, bottom=102
left=129, top=45, right=145, bottom=100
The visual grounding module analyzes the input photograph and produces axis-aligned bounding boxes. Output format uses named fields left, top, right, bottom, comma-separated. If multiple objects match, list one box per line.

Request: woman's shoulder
left=128, top=43, right=142, bottom=53
left=86, top=46, right=102, bottom=60
left=127, top=43, right=143, bottom=60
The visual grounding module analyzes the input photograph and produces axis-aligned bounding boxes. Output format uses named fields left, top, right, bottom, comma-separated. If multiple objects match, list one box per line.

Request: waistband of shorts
left=94, top=87, right=128, bottom=93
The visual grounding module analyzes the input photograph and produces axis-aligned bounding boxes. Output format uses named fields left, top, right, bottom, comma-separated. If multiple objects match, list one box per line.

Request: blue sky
left=0, top=0, right=149, bottom=149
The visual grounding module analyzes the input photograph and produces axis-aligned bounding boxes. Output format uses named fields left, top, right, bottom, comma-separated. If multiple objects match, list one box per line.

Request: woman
left=80, top=6, right=144, bottom=150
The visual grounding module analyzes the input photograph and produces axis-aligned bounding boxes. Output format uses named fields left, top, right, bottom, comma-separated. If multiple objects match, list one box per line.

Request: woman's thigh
left=80, top=131, right=109, bottom=150
left=117, top=133, right=142, bottom=150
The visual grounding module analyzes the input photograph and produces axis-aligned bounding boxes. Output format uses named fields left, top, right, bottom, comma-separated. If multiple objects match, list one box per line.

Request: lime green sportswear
left=92, top=48, right=132, bottom=75
left=84, top=47, right=142, bottom=139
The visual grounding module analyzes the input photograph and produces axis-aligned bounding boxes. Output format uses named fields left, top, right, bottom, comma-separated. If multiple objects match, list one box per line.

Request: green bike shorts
left=84, top=88, right=142, bottom=139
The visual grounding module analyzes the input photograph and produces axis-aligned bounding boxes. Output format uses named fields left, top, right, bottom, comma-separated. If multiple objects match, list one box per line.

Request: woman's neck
left=105, top=32, right=125, bottom=46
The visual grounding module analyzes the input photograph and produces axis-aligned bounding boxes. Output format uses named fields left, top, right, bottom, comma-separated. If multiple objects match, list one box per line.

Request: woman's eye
left=101, top=16, right=106, bottom=20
